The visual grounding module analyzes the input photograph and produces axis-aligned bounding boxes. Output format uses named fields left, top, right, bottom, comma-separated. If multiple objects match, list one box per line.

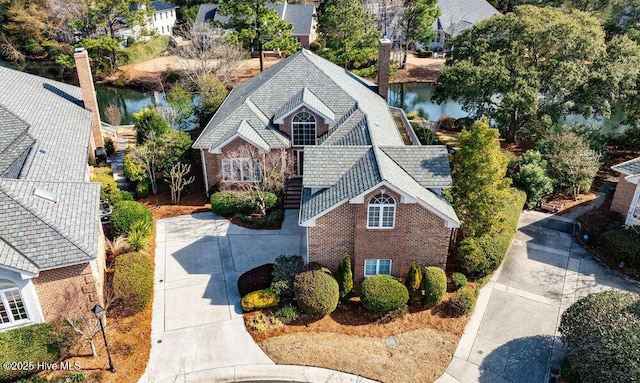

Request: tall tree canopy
left=398, top=0, right=440, bottom=69
left=317, top=0, right=380, bottom=68
left=435, top=6, right=640, bottom=142
left=218, top=0, right=299, bottom=72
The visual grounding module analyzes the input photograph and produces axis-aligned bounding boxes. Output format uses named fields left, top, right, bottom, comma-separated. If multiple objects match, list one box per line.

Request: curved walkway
left=436, top=211, right=640, bottom=383
left=139, top=210, right=375, bottom=383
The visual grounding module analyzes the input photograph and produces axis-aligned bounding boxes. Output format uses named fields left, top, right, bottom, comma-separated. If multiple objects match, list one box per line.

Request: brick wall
left=308, top=188, right=452, bottom=284
left=202, top=137, right=258, bottom=191
left=73, top=49, right=104, bottom=150
left=32, top=263, right=99, bottom=321
left=611, top=177, right=637, bottom=216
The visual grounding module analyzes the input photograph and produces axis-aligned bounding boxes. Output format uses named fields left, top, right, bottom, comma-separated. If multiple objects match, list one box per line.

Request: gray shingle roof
left=436, top=0, right=499, bottom=36
left=0, top=179, right=100, bottom=272
left=0, top=105, right=35, bottom=178
left=380, top=146, right=452, bottom=187
left=274, top=88, right=335, bottom=123
left=151, top=1, right=178, bottom=12
left=0, top=66, right=93, bottom=182
left=612, top=157, right=640, bottom=176
left=303, top=146, right=371, bottom=187
left=0, top=238, right=38, bottom=275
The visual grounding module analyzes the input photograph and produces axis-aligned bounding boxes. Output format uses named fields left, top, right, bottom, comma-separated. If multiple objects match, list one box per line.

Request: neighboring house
left=193, top=43, right=460, bottom=283
left=428, top=0, right=499, bottom=51
left=0, top=49, right=106, bottom=330
left=611, top=157, right=640, bottom=226
left=195, top=1, right=317, bottom=48
left=150, top=1, right=179, bottom=36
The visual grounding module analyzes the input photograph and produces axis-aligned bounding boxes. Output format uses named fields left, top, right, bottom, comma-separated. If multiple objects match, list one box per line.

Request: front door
left=294, top=149, right=304, bottom=177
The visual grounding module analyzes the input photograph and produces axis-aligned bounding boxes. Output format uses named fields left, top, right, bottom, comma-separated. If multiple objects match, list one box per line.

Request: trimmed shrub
left=559, top=291, right=640, bottom=383
left=110, top=190, right=134, bottom=205
left=451, top=272, right=468, bottom=291
left=241, top=289, right=280, bottom=312
left=447, top=288, right=477, bottom=316
left=405, top=262, right=423, bottom=302
left=92, top=172, right=119, bottom=202
left=294, top=268, right=340, bottom=316
left=113, top=252, right=154, bottom=314
left=238, top=263, right=274, bottom=297
left=335, top=253, right=354, bottom=300
left=423, top=266, right=447, bottom=307
left=360, top=275, right=409, bottom=313
left=270, top=255, right=304, bottom=298
left=110, top=200, right=153, bottom=238
left=457, top=237, right=490, bottom=280
left=275, top=304, right=300, bottom=324
left=135, top=179, right=150, bottom=199
left=104, top=136, right=115, bottom=156
left=211, top=191, right=258, bottom=216
left=0, top=321, right=77, bottom=382
left=598, top=227, right=640, bottom=268
left=512, top=150, right=553, bottom=209
left=123, top=153, right=146, bottom=182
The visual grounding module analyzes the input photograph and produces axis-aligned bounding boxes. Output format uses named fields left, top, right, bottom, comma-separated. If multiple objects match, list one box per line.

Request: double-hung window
left=221, top=158, right=262, bottom=182
left=0, top=279, right=29, bottom=328
left=367, top=193, right=396, bottom=228
left=364, top=259, right=392, bottom=277
left=292, top=111, right=316, bottom=146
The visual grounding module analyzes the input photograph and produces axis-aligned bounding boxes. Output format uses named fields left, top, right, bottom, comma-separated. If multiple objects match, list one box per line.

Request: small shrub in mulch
left=270, top=255, right=304, bottom=298
left=451, top=272, right=468, bottom=291
left=111, top=200, right=153, bottom=238
left=447, top=288, right=477, bottom=317
left=335, top=253, right=354, bottom=301
left=405, top=262, right=423, bottom=303
left=241, top=289, right=280, bottom=312
left=113, top=252, right=154, bottom=315
left=360, top=275, right=409, bottom=313
left=294, top=267, right=339, bottom=316
left=275, top=305, right=300, bottom=324
left=423, top=267, right=447, bottom=307
left=238, top=263, right=274, bottom=297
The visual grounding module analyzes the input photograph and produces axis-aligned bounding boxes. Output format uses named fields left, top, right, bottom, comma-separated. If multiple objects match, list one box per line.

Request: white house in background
left=428, top=0, right=499, bottom=51
left=611, top=157, right=640, bottom=226
left=150, top=1, right=179, bottom=36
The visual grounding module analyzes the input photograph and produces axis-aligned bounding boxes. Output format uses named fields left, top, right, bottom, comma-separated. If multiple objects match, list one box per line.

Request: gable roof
left=612, top=157, right=640, bottom=176
left=0, top=66, right=100, bottom=274
left=151, top=1, right=177, bottom=12
left=436, top=0, right=499, bottom=36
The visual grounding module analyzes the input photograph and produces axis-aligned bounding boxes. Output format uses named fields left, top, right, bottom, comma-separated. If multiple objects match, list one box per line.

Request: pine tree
left=404, top=262, right=423, bottom=302
left=336, top=253, right=353, bottom=300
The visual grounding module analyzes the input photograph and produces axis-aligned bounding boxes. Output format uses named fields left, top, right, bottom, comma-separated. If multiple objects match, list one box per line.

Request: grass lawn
left=248, top=295, right=472, bottom=383
left=119, top=36, right=170, bottom=66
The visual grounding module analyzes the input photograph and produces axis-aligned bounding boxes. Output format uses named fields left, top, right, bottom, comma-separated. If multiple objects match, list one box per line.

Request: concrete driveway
left=438, top=211, right=640, bottom=383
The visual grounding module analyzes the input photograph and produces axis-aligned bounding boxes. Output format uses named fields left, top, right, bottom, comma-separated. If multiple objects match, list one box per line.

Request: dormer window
left=292, top=111, right=316, bottom=146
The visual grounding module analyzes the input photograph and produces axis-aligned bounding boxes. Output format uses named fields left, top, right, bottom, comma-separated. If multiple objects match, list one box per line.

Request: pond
left=388, top=83, right=629, bottom=134
left=0, top=59, right=165, bottom=125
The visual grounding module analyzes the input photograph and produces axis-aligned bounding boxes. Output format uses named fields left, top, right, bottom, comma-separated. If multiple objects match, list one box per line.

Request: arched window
left=367, top=193, right=396, bottom=228
left=0, top=279, right=29, bottom=327
left=292, top=111, right=316, bottom=146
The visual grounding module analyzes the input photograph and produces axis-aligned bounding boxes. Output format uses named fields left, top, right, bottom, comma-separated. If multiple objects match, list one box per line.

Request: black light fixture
left=91, top=304, right=116, bottom=373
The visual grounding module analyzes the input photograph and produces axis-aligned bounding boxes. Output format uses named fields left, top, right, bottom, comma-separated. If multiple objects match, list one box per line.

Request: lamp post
left=91, top=304, right=116, bottom=373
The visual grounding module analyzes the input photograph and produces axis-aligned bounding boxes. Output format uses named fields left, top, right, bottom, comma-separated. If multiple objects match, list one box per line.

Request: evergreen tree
left=404, top=262, right=423, bottom=302
left=336, top=253, right=353, bottom=300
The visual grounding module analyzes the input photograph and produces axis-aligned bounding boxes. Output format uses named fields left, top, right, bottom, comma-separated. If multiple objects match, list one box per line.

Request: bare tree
left=104, top=103, right=123, bottom=126
left=167, top=162, right=195, bottom=205
left=129, top=132, right=160, bottom=194
left=61, top=287, right=114, bottom=357
left=175, top=22, right=245, bottom=86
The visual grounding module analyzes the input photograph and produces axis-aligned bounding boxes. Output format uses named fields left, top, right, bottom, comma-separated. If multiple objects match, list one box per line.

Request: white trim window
left=0, top=279, right=29, bottom=328
left=364, top=259, right=392, bottom=277
left=221, top=158, right=262, bottom=182
left=292, top=111, right=316, bottom=146
left=367, top=193, right=396, bottom=228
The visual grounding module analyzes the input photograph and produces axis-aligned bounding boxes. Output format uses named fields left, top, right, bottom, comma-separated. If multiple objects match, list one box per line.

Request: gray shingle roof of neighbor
left=436, top=0, right=500, bottom=36
left=612, top=157, right=640, bottom=176
left=151, top=1, right=178, bottom=12
left=0, top=66, right=93, bottom=182
left=0, top=179, right=100, bottom=272
left=0, top=105, right=35, bottom=179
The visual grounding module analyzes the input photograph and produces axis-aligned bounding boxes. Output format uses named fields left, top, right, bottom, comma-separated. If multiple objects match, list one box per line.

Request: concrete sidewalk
left=139, top=210, right=375, bottom=383
left=437, top=211, right=640, bottom=383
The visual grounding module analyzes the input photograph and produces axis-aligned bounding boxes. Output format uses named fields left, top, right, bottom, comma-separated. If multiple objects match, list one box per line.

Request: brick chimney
left=74, top=47, right=104, bottom=152
left=377, top=38, right=392, bottom=100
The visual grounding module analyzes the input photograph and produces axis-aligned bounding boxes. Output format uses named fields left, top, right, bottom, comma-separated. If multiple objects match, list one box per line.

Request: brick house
left=611, top=157, right=640, bottom=226
left=193, top=45, right=460, bottom=283
left=0, top=49, right=106, bottom=330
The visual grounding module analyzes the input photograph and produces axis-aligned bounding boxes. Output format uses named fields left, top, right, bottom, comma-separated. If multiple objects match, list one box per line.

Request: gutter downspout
left=200, top=149, right=210, bottom=197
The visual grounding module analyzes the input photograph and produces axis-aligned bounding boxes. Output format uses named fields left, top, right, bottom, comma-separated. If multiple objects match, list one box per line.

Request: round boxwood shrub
left=457, top=238, right=490, bottom=280
left=293, top=268, right=339, bottom=316
left=423, top=266, right=447, bottom=307
left=135, top=179, right=150, bottom=199
left=238, top=263, right=274, bottom=297
left=451, top=272, right=468, bottom=291
left=110, top=200, right=153, bottom=238
left=113, top=252, right=154, bottom=314
left=360, top=275, right=409, bottom=313
left=598, top=227, right=640, bottom=268
left=559, top=291, right=640, bottom=383
left=447, top=288, right=477, bottom=316
left=241, top=289, right=280, bottom=312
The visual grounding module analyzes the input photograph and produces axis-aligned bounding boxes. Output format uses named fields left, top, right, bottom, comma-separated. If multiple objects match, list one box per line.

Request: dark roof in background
left=151, top=1, right=178, bottom=12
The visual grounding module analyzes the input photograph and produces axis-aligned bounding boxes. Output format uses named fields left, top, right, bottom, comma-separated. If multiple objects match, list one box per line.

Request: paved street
left=438, top=211, right=640, bottom=383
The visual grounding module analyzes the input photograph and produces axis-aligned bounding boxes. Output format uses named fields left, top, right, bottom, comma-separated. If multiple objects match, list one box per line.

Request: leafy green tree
left=157, top=130, right=193, bottom=177
left=195, top=74, right=229, bottom=124
left=536, top=132, right=601, bottom=199
left=0, top=0, right=54, bottom=60
left=559, top=291, right=640, bottom=383
left=317, top=0, right=380, bottom=68
left=512, top=150, right=553, bottom=209
left=218, top=0, right=299, bottom=72
left=166, top=84, right=194, bottom=129
left=94, top=0, right=152, bottom=38
left=134, top=107, right=170, bottom=144
left=398, top=0, right=439, bottom=69
left=434, top=6, right=628, bottom=142
left=336, top=253, right=354, bottom=300
left=450, top=120, right=511, bottom=237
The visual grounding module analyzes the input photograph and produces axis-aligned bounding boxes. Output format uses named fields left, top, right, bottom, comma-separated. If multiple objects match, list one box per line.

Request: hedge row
left=113, top=252, right=154, bottom=314
left=457, top=188, right=527, bottom=280
left=211, top=191, right=278, bottom=217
